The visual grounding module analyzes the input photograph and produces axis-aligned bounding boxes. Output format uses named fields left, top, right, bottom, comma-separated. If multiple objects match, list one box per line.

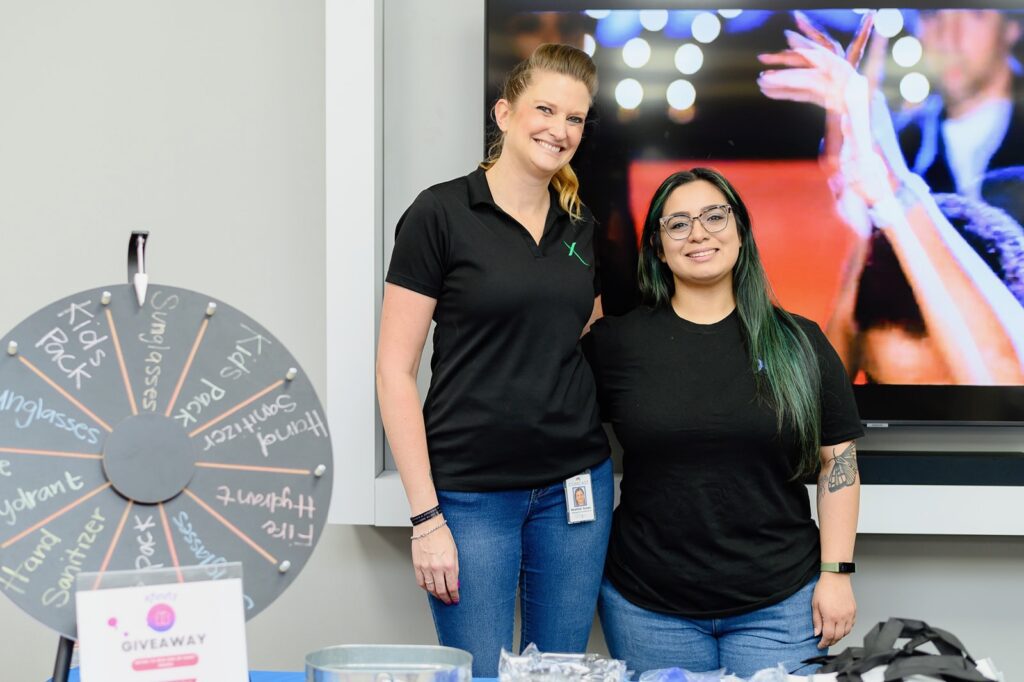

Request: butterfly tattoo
left=818, top=442, right=858, bottom=501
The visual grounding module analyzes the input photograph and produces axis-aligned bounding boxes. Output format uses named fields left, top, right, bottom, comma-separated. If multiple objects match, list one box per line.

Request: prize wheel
left=0, top=282, right=332, bottom=638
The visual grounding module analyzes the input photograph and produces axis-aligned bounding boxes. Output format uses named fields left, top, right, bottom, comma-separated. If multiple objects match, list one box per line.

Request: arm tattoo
left=819, top=442, right=858, bottom=499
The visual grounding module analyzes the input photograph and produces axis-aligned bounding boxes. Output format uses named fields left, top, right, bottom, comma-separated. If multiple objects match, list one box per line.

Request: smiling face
left=657, top=180, right=742, bottom=293
left=493, top=70, right=591, bottom=179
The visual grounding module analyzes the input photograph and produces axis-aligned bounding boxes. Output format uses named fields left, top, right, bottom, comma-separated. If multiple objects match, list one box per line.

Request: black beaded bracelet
left=410, top=505, right=442, bottom=526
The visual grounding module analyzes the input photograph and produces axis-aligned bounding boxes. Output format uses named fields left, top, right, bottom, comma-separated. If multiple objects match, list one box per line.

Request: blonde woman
left=376, top=44, right=610, bottom=676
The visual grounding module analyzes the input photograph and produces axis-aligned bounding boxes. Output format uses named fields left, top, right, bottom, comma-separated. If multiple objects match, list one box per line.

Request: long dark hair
left=638, top=168, right=823, bottom=478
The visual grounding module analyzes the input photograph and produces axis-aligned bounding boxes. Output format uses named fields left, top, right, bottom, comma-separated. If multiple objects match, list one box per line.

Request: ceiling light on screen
left=667, top=79, right=697, bottom=111
left=892, top=36, right=922, bottom=68
left=900, top=72, right=930, bottom=104
left=674, top=44, right=704, bottom=75
left=595, top=10, right=643, bottom=47
left=691, top=12, right=722, bottom=43
left=639, top=10, right=669, bottom=32
left=622, top=37, right=651, bottom=68
left=875, top=9, right=905, bottom=38
left=615, top=78, right=644, bottom=110
left=583, top=33, right=597, bottom=57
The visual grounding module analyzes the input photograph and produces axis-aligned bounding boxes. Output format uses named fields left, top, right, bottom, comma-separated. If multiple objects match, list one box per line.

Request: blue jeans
left=429, top=457, right=613, bottom=677
left=599, top=576, right=821, bottom=678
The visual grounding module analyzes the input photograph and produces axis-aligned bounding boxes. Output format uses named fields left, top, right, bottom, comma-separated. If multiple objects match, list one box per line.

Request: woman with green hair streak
left=583, top=168, right=863, bottom=677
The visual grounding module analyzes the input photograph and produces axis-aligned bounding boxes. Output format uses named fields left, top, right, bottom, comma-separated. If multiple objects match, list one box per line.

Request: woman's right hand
left=378, top=282, right=460, bottom=604
left=412, top=519, right=460, bottom=605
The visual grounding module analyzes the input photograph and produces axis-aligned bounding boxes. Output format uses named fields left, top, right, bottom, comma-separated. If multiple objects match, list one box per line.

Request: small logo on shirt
left=563, top=241, right=589, bottom=266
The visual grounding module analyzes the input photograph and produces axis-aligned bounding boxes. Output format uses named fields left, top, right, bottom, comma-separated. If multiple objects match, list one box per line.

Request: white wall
left=0, top=1, right=432, bottom=678
left=0, top=1, right=1021, bottom=680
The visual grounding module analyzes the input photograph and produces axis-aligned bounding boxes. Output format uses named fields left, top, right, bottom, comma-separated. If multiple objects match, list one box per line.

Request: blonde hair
left=481, top=43, right=598, bottom=222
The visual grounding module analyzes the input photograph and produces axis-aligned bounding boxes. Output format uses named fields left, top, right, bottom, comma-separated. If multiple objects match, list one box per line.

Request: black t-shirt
left=385, top=167, right=609, bottom=491
left=584, top=306, right=863, bottom=618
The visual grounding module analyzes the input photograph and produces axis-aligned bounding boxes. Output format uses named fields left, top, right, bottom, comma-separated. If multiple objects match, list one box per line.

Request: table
left=52, top=671, right=502, bottom=682
left=52, top=671, right=302, bottom=682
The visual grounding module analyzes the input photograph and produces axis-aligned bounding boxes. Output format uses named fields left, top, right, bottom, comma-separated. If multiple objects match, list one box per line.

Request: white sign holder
left=75, top=563, right=249, bottom=682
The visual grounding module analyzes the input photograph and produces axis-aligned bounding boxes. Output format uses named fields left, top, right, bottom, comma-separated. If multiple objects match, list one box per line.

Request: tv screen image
left=486, top=3, right=1024, bottom=425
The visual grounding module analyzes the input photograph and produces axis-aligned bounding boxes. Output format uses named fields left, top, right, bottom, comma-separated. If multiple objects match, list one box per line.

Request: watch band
left=820, top=561, right=856, bottom=574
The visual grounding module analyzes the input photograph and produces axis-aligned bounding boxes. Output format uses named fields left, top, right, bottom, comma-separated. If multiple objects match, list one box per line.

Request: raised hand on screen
left=757, top=13, right=894, bottom=212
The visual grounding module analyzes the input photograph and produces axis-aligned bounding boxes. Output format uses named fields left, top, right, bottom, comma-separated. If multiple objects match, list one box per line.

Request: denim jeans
left=599, top=575, right=821, bottom=678
left=429, top=457, right=613, bottom=677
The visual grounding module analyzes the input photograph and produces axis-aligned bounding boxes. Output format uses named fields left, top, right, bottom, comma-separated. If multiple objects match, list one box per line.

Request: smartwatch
left=820, top=562, right=856, bottom=574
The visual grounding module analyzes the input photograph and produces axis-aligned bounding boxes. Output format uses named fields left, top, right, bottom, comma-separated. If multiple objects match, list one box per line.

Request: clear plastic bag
left=637, top=667, right=726, bottom=682
left=498, top=643, right=628, bottom=682
left=745, top=665, right=788, bottom=682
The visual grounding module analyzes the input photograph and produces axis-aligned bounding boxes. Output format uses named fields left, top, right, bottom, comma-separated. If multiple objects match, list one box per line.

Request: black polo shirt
left=386, top=167, right=609, bottom=491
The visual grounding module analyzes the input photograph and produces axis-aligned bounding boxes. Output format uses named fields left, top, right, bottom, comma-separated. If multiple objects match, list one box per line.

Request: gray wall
left=0, top=1, right=437, bottom=677
left=0, top=1, right=1021, bottom=680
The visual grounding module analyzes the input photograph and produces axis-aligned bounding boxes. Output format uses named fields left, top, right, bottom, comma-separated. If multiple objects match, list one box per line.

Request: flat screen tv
left=486, top=1, right=1024, bottom=427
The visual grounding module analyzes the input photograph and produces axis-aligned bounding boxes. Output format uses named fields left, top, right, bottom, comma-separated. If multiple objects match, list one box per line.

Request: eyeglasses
left=659, top=205, right=732, bottom=240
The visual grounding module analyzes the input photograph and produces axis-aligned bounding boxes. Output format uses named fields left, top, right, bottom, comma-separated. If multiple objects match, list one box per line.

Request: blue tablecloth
left=53, top=669, right=499, bottom=681
left=53, top=671, right=301, bottom=682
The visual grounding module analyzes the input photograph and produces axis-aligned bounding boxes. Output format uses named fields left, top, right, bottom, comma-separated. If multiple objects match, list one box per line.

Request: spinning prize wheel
left=0, top=251, right=333, bottom=642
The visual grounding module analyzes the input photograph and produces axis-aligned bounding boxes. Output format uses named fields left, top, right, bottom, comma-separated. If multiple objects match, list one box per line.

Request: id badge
left=564, top=471, right=596, bottom=524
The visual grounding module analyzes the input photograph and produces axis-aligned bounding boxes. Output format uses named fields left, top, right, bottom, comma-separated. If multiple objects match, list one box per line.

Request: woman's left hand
left=757, top=30, right=867, bottom=115
left=812, top=572, right=856, bottom=649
